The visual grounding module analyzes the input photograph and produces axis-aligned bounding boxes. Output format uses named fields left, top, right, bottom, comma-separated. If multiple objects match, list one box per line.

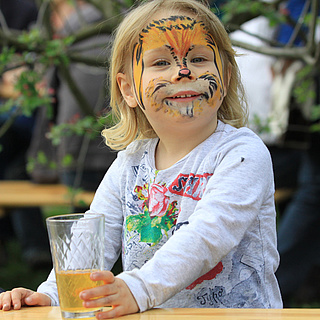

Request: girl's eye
left=191, top=57, right=205, bottom=63
left=154, top=60, right=170, bottom=67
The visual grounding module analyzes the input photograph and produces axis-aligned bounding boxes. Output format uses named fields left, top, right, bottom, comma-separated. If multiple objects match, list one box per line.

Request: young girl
left=0, top=0, right=282, bottom=318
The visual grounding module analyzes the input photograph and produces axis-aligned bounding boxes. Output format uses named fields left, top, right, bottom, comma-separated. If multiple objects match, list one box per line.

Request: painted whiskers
left=145, top=72, right=223, bottom=117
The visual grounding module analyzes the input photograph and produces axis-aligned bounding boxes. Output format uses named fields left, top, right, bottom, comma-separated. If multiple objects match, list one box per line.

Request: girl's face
left=119, top=13, right=228, bottom=134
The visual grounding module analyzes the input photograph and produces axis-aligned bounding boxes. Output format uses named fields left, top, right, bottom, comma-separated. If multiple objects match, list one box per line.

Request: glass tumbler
left=46, top=213, right=105, bottom=319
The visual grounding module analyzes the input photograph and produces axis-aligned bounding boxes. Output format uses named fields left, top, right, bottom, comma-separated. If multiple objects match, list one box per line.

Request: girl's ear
left=117, top=72, right=138, bottom=108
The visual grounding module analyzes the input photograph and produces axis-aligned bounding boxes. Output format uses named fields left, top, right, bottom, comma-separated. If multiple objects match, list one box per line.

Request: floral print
left=126, top=181, right=178, bottom=245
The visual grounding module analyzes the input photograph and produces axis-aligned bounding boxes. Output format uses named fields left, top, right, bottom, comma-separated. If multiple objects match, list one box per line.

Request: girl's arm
left=87, top=151, right=125, bottom=271
left=37, top=269, right=59, bottom=306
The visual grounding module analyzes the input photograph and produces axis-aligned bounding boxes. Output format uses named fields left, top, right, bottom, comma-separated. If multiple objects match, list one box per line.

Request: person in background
left=27, top=0, right=117, bottom=203
left=0, top=0, right=51, bottom=269
left=274, top=0, right=320, bottom=306
left=25, top=0, right=120, bottom=275
left=227, top=0, right=320, bottom=305
left=0, top=0, right=282, bottom=317
left=228, top=2, right=303, bottom=205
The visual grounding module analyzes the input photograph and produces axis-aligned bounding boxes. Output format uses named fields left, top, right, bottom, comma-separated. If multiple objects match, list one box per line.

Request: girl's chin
left=162, top=100, right=205, bottom=118
left=163, top=106, right=196, bottom=118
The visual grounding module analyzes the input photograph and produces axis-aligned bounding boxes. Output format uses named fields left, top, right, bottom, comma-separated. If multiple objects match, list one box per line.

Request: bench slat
left=0, top=181, right=94, bottom=207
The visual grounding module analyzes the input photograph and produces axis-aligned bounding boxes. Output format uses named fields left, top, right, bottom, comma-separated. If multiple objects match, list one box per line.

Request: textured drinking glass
left=46, top=213, right=105, bottom=319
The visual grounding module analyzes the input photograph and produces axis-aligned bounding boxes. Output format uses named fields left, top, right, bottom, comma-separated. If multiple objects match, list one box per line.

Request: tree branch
left=57, top=62, right=95, bottom=116
left=0, top=9, right=11, bottom=38
left=285, top=0, right=310, bottom=47
left=229, top=23, right=279, bottom=47
left=221, top=0, right=282, bottom=33
left=71, top=20, right=115, bottom=44
left=68, top=52, right=108, bottom=67
left=35, top=0, right=52, bottom=38
left=0, top=107, right=19, bottom=139
left=307, top=0, right=319, bottom=53
left=231, top=39, right=317, bottom=65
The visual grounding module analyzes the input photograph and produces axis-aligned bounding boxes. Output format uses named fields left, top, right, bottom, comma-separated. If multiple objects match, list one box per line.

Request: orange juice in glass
left=47, top=214, right=105, bottom=319
left=56, top=270, right=104, bottom=313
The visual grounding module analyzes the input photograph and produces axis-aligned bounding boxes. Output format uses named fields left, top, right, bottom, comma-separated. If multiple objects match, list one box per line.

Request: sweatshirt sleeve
left=87, top=151, right=125, bottom=271
left=37, top=151, right=125, bottom=304
left=37, top=269, right=59, bottom=306
left=117, top=135, right=276, bottom=311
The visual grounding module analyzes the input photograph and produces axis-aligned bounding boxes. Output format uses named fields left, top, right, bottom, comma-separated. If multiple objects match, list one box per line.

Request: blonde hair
left=102, top=0, right=248, bottom=150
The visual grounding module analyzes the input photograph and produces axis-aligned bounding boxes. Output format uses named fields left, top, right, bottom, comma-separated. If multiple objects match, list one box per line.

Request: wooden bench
left=274, top=188, right=295, bottom=204
left=0, top=180, right=95, bottom=209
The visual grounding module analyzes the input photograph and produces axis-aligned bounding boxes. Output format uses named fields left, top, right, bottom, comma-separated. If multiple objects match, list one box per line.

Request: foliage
left=0, top=0, right=135, bottom=175
left=0, top=0, right=319, bottom=169
left=0, top=46, right=15, bottom=73
left=47, top=112, right=114, bottom=145
left=26, top=150, right=58, bottom=174
left=219, top=0, right=285, bottom=28
left=293, top=65, right=316, bottom=105
left=220, top=0, right=320, bottom=136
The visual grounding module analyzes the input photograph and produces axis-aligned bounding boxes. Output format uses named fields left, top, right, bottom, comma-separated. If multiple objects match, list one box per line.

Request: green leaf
left=0, top=47, right=16, bottom=74
left=26, top=156, right=35, bottom=174
left=61, top=154, right=74, bottom=167
left=17, top=29, right=43, bottom=50
left=49, top=161, right=57, bottom=170
left=310, top=122, right=320, bottom=132
left=37, top=151, right=48, bottom=165
left=310, top=105, right=320, bottom=121
left=77, top=199, right=88, bottom=207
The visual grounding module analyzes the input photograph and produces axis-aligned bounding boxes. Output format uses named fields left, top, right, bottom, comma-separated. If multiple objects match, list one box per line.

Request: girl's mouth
left=166, top=91, right=203, bottom=103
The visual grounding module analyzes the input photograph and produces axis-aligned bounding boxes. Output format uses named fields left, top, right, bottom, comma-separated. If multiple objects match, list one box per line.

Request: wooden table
left=1, top=307, right=320, bottom=319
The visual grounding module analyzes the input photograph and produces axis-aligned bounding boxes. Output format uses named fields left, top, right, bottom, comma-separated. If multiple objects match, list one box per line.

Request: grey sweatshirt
left=38, top=121, right=283, bottom=310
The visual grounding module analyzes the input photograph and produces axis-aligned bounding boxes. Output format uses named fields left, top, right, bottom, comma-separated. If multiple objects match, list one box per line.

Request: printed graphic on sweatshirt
left=169, top=173, right=213, bottom=200
left=186, top=262, right=224, bottom=290
left=126, top=181, right=179, bottom=245
left=126, top=171, right=213, bottom=245
left=192, top=238, right=268, bottom=308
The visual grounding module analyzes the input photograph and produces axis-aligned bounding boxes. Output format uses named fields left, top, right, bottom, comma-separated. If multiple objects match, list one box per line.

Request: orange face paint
left=132, top=16, right=224, bottom=116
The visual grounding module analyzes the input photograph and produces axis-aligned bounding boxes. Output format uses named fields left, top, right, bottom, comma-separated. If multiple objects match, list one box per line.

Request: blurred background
left=0, top=0, right=319, bottom=308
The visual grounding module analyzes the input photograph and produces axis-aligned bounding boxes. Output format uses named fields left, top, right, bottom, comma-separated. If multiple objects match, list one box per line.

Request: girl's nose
left=172, top=67, right=195, bottom=82
left=179, top=69, right=191, bottom=78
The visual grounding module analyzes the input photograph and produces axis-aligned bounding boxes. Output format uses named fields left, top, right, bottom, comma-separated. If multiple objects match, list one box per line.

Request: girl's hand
left=80, top=271, right=139, bottom=319
left=0, top=288, right=51, bottom=311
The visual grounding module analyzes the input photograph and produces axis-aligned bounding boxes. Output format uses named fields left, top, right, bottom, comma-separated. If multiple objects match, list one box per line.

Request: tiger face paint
left=132, top=15, right=226, bottom=119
